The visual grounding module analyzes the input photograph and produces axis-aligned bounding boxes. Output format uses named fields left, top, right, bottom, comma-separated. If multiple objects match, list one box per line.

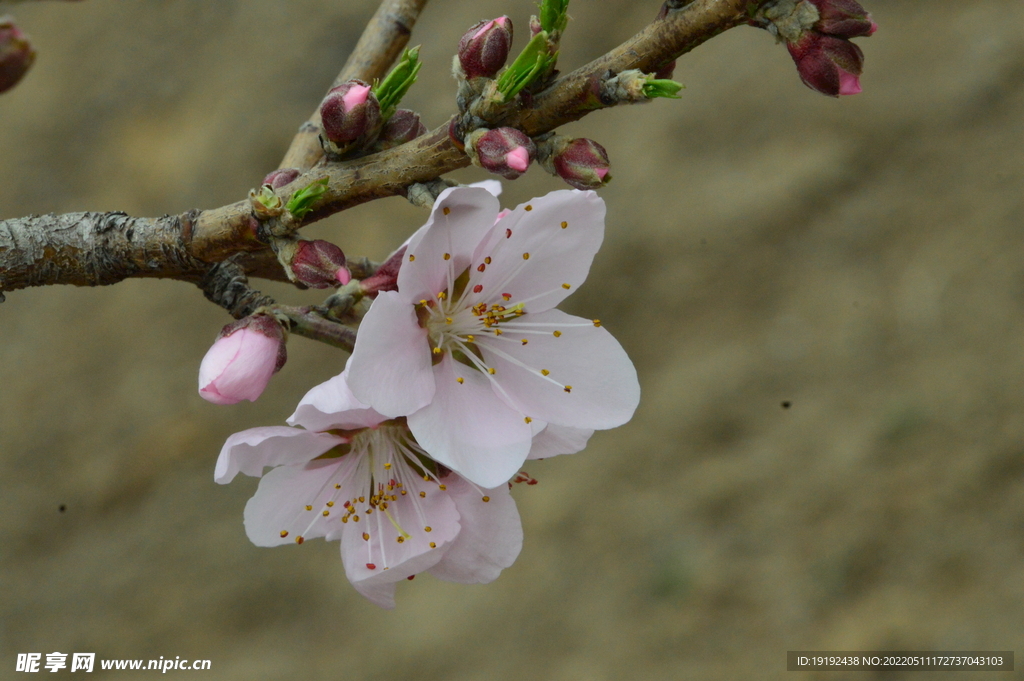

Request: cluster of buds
left=199, top=314, right=287, bottom=405
left=465, top=127, right=536, bottom=180
left=759, top=0, right=876, bottom=97
left=537, top=135, right=611, bottom=190
left=275, top=238, right=350, bottom=289
left=0, top=16, right=35, bottom=95
left=319, top=80, right=381, bottom=154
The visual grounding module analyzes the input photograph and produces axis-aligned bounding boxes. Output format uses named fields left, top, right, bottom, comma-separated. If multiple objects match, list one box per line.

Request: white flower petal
left=214, top=426, right=344, bottom=484
left=397, top=187, right=500, bottom=302
left=478, top=308, right=639, bottom=429
left=287, top=369, right=385, bottom=431
left=348, top=291, right=435, bottom=417
left=341, top=472, right=460, bottom=609
left=429, top=476, right=522, bottom=584
left=407, top=355, right=532, bottom=489
left=464, top=190, right=605, bottom=314
left=243, top=455, right=361, bottom=546
left=527, top=424, right=595, bottom=460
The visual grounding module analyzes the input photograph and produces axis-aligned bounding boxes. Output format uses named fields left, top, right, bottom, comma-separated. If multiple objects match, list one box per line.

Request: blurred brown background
left=2, top=0, right=1023, bottom=679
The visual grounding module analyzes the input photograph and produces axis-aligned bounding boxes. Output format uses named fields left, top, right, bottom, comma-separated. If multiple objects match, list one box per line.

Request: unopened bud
left=466, top=127, right=536, bottom=180
left=376, top=109, right=427, bottom=150
left=808, top=0, right=876, bottom=39
left=458, top=17, right=513, bottom=80
left=320, top=80, right=381, bottom=146
left=199, top=314, right=286, bottom=405
left=290, top=239, right=350, bottom=288
left=262, top=168, right=300, bottom=190
left=359, top=246, right=406, bottom=296
left=548, top=138, right=611, bottom=190
left=787, top=32, right=864, bottom=96
left=0, top=17, right=35, bottom=95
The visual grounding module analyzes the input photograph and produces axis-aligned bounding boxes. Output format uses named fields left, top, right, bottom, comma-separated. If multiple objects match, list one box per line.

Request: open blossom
left=215, top=368, right=525, bottom=609
left=348, top=187, right=639, bottom=488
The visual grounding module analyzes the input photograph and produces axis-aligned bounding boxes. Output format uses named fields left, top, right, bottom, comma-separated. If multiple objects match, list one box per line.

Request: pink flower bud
left=320, top=80, right=381, bottom=146
left=467, top=127, right=536, bottom=180
left=291, top=239, right=349, bottom=289
left=359, top=246, right=406, bottom=296
left=0, top=17, right=36, bottom=95
left=199, top=315, right=286, bottom=405
left=787, top=32, right=864, bottom=97
left=807, top=0, right=876, bottom=39
left=376, top=109, right=427, bottom=150
left=262, top=168, right=300, bottom=190
left=552, top=138, right=611, bottom=190
left=458, top=16, right=513, bottom=80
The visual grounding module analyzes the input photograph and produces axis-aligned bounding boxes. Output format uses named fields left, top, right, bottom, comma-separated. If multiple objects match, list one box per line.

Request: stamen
left=443, top=253, right=451, bottom=260
left=443, top=207, right=451, bottom=215
left=280, top=530, right=288, bottom=538
left=561, top=221, right=568, bottom=229
left=408, top=254, right=416, bottom=261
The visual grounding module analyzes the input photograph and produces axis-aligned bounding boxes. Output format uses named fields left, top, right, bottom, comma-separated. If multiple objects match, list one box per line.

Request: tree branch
left=0, top=0, right=752, bottom=296
left=277, top=0, right=430, bottom=173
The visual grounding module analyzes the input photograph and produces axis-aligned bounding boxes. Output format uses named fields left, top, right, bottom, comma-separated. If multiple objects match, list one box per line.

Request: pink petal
left=477, top=308, right=639, bottom=429
left=347, top=291, right=436, bottom=418
left=198, top=328, right=279, bottom=405
left=505, top=146, right=530, bottom=172
left=838, top=70, right=862, bottom=95
left=214, top=426, right=345, bottom=484
left=429, top=476, right=522, bottom=584
left=341, top=83, right=371, bottom=110
left=397, top=186, right=501, bottom=301
left=407, top=355, right=532, bottom=488
left=243, top=454, right=362, bottom=547
left=463, top=190, right=606, bottom=314
left=341, top=472, right=460, bottom=609
left=527, top=424, right=595, bottom=460
left=288, top=369, right=386, bottom=432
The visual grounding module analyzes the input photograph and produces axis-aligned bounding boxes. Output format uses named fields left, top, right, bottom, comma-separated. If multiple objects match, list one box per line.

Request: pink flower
left=198, top=314, right=286, bottom=405
left=347, top=187, right=639, bottom=488
left=215, top=369, right=525, bottom=609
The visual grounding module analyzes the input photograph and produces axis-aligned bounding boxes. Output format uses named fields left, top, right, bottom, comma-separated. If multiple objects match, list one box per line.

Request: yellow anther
left=439, top=484, right=447, bottom=491
left=524, top=417, right=532, bottom=424
left=593, top=319, right=602, bottom=327
left=561, top=283, right=571, bottom=290
left=326, top=501, right=335, bottom=507
left=342, top=516, right=349, bottom=523
left=383, top=463, right=391, bottom=470
left=424, top=526, right=432, bottom=532
left=396, top=536, right=405, bottom=543
left=564, top=385, right=573, bottom=393
left=359, top=496, right=365, bottom=502
left=362, top=532, right=369, bottom=541
left=429, top=542, right=437, bottom=548
left=443, top=253, right=451, bottom=260
left=522, top=252, right=530, bottom=260
left=353, top=515, right=360, bottom=521
left=541, top=369, right=550, bottom=376
left=280, top=530, right=289, bottom=538
left=433, top=347, right=442, bottom=355
left=334, top=484, right=341, bottom=489
left=437, top=291, right=447, bottom=300
left=485, top=257, right=492, bottom=264
left=553, top=330, right=562, bottom=337
left=322, top=510, right=329, bottom=517
left=409, top=254, right=416, bottom=261
left=295, top=536, right=305, bottom=544
left=488, top=367, right=496, bottom=375
left=561, top=221, right=568, bottom=229
left=419, top=491, right=426, bottom=498
left=494, top=329, right=503, bottom=336
left=445, top=317, right=453, bottom=324
left=466, top=334, right=475, bottom=342
left=521, top=339, right=528, bottom=345
left=443, top=206, right=451, bottom=215
left=525, top=205, right=533, bottom=211
left=305, top=505, right=313, bottom=511
left=482, top=496, right=491, bottom=502
left=456, top=377, right=464, bottom=384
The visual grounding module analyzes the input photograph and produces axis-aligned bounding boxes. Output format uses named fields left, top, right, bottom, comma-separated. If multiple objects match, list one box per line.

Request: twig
left=277, top=0, right=430, bottom=172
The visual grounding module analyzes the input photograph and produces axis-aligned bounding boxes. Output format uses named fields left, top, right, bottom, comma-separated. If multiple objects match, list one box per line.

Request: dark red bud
left=468, top=127, right=536, bottom=180
left=291, top=240, right=349, bottom=289
left=262, top=168, right=300, bottom=190
left=0, top=17, right=36, bottom=95
left=458, top=17, right=513, bottom=79
left=552, top=138, right=611, bottom=190
left=320, top=80, right=381, bottom=145
left=377, top=109, right=427, bottom=150
left=359, top=246, right=406, bottom=296
left=787, top=32, right=864, bottom=97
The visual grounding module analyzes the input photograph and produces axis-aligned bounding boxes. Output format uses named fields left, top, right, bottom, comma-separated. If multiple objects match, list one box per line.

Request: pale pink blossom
left=198, top=315, right=285, bottom=405
left=215, top=369, right=524, bottom=609
left=348, top=187, right=639, bottom=488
